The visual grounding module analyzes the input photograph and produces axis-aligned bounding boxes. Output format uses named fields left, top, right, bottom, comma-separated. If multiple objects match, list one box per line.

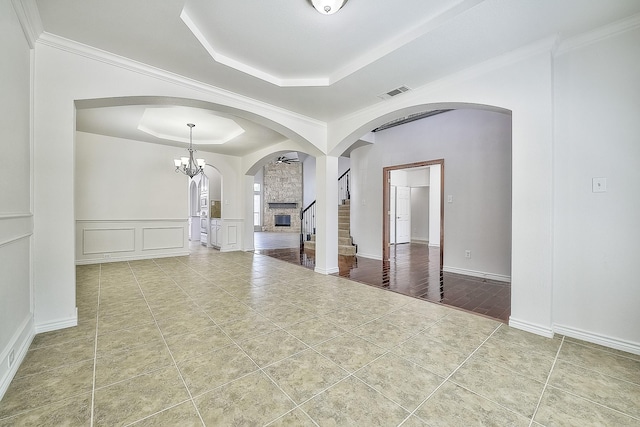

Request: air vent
left=378, top=85, right=411, bottom=100
left=372, top=110, right=452, bottom=132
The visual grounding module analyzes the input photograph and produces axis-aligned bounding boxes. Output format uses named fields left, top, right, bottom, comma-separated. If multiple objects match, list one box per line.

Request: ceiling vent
left=378, top=85, right=411, bottom=100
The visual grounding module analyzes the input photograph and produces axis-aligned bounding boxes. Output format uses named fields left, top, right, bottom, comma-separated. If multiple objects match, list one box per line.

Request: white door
left=390, top=186, right=396, bottom=244
left=396, top=186, right=411, bottom=243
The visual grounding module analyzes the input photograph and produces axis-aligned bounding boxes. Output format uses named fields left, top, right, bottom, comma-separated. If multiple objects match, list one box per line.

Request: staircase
left=338, top=199, right=357, bottom=256
left=303, top=199, right=356, bottom=256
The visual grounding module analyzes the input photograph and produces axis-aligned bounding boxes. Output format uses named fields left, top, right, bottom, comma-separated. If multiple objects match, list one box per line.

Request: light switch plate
left=592, top=177, right=607, bottom=193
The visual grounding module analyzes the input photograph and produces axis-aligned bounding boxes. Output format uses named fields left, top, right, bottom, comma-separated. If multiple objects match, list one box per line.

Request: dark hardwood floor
left=254, top=237, right=510, bottom=322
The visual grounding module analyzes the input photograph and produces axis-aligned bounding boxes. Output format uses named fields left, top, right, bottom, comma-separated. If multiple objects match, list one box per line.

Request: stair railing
left=300, top=200, right=316, bottom=247
left=338, top=169, right=351, bottom=204
left=301, top=168, right=352, bottom=249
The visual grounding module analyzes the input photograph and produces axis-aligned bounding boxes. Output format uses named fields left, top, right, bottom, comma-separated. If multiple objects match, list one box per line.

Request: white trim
left=443, top=266, right=511, bottom=283
left=0, top=214, right=33, bottom=247
left=410, top=239, right=428, bottom=244
left=509, top=317, right=554, bottom=338
left=182, top=0, right=483, bottom=88
left=75, top=218, right=188, bottom=223
left=553, top=323, right=640, bottom=356
left=82, top=228, right=135, bottom=255
left=35, top=32, right=326, bottom=129
left=333, top=35, right=559, bottom=133
left=34, top=315, right=77, bottom=334
left=314, top=266, right=340, bottom=275
left=355, top=252, right=383, bottom=261
left=0, top=315, right=34, bottom=401
left=10, top=0, right=43, bottom=49
left=0, top=213, right=33, bottom=220
left=0, top=233, right=32, bottom=248
left=556, top=12, right=640, bottom=56
left=428, top=243, right=440, bottom=248
left=75, top=250, right=190, bottom=265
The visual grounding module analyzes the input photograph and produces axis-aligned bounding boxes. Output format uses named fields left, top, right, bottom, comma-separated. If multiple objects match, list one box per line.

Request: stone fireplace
left=263, top=162, right=302, bottom=232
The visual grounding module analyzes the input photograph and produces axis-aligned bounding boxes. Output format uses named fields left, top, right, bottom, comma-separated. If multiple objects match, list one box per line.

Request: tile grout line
left=152, top=252, right=508, bottom=426
left=528, top=335, right=565, bottom=427
left=401, top=322, right=502, bottom=426
left=130, top=260, right=207, bottom=427
left=172, top=251, right=460, bottom=426
left=88, top=264, right=103, bottom=427
left=158, top=254, right=316, bottom=426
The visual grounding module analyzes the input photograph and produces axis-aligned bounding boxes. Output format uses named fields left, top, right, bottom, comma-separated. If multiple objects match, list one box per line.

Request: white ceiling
left=36, top=0, right=640, bottom=154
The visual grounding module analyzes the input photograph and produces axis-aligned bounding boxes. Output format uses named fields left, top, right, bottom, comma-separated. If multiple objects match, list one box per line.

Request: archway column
left=243, top=174, right=255, bottom=251
left=314, top=155, right=339, bottom=274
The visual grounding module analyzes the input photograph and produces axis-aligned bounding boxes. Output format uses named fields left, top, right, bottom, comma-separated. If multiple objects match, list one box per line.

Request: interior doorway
left=383, top=160, right=444, bottom=266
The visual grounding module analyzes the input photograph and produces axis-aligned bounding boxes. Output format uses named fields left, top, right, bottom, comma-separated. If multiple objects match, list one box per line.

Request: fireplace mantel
left=268, top=202, right=298, bottom=209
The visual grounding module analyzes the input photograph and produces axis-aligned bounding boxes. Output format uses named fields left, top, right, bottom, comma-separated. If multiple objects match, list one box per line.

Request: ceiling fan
left=275, top=155, right=300, bottom=164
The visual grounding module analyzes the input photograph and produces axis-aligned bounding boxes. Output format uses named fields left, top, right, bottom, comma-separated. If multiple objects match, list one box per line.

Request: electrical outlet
left=8, top=349, right=15, bottom=368
left=465, top=250, right=471, bottom=259
left=104, top=253, right=111, bottom=259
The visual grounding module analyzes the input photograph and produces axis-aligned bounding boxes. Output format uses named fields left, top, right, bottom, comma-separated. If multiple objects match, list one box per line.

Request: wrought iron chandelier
left=174, top=123, right=205, bottom=178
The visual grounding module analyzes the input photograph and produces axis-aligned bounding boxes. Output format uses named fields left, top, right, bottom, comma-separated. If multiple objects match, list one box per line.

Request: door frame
left=382, top=159, right=445, bottom=264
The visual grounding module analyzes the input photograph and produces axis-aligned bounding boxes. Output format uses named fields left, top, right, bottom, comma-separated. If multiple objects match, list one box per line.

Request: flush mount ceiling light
left=310, top=0, right=347, bottom=15
left=174, top=123, right=205, bottom=179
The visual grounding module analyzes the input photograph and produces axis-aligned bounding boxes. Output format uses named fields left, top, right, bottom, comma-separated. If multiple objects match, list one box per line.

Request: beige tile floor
left=1, top=248, right=639, bottom=426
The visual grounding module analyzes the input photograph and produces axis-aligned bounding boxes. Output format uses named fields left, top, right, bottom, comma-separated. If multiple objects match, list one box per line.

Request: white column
left=242, top=174, right=255, bottom=251
left=314, top=155, right=339, bottom=274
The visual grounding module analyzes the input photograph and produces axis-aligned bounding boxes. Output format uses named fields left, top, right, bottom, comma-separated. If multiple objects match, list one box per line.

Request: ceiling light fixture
left=310, top=0, right=347, bottom=15
left=174, top=123, right=205, bottom=178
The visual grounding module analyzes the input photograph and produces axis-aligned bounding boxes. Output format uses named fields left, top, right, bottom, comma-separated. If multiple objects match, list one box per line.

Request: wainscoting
left=0, top=214, right=34, bottom=400
left=75, top=219, right=189, bottom=264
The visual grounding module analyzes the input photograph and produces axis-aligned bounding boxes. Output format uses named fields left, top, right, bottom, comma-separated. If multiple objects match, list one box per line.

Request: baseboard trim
left=443, top=266, right=511, bottom=282
left=314, top=266, right=340, bottom=275
left=34, top=314, right=78, bottom=334
left=553, top=323, right=640, bottom=356
left=75, top=251, right=190, bottom=265
left=0, top=314, right=35, bottom=401
left=410, top=239, right=428, bottom=244
left=509, top=317, right=554, bottom=338
left=356, top=253, right=382, bottom=261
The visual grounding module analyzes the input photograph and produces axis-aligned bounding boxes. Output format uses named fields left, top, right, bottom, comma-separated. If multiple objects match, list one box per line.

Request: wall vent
left=372, top=109, right=452, bottom=132
left=378, top=85, right=411, bottom=100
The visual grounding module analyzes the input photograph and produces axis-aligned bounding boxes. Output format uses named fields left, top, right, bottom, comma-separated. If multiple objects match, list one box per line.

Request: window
left=253, top=194, right=261, bottom=226
left=253, top=183, right=261, bottom=192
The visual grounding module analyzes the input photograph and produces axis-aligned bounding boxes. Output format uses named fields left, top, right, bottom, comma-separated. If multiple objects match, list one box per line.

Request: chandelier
left=311, top=0, right=347, bottom=15
left=174, top=123, right=205, bottom=178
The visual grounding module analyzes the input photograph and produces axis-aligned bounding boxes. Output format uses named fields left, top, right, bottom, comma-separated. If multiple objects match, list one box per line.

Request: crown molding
left=35, top=32, right=326, bottom=130
left=339, top=34, right=559, bottom=127
left=181, top=0, right=483, bottom=88
left=180, top=9, right=329, bottom=88
left=10, top=0, right=43, bottom=48
left=556, top=12, right=640, bottom=56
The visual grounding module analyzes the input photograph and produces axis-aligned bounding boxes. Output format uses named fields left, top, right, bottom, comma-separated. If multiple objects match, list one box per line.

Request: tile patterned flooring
left=255, top=234, right=511, bottom=322
left=1, top=247, right=639, bottom=426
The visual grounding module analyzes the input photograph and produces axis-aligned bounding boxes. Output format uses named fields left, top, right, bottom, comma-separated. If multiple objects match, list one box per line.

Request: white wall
left=33, top=39, right=302, bottom=329
left=75, top=132, right=191, bottom=263
left=0, top=0, right=35, bottom=399
left=302, top=155, right=351, bottom=209
left=552, top=27, right=640, bottom=349
left=429, top=165, right=441, bottom=247
left=331, top=46, right=554, bottom=338
left=302, top=155, right=316, bottom=209
left=76, top=132, right=188, bottom=220
left=411, top=187, right=429, bottom=242
left=351, top=109, right=512, bottom=280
